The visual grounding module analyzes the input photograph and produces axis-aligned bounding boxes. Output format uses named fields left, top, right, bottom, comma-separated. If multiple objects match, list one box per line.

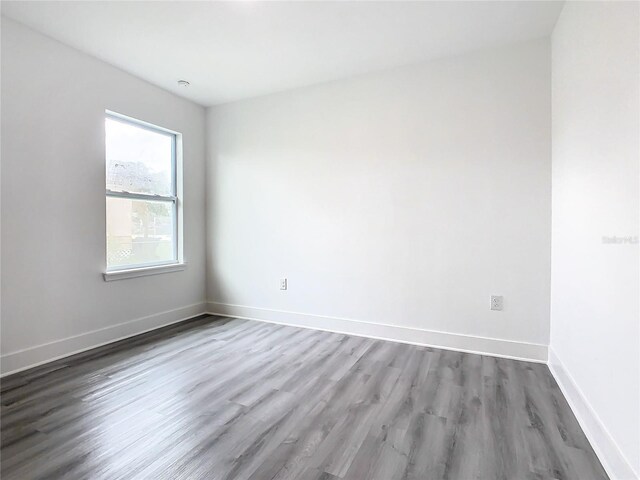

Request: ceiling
left=1, top=1, right=564, bottom=107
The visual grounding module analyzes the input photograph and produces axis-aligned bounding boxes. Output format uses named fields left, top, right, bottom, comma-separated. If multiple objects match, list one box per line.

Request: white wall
left=1, top=18, right=207, bottom=374
left=550, top=2, right=640, bottom=479
left=206, top=39, right=552, bottom=360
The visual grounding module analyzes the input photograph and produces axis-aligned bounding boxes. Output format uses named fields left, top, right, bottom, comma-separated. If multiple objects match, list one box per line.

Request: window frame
left=104, top=111, right=182, bottom=274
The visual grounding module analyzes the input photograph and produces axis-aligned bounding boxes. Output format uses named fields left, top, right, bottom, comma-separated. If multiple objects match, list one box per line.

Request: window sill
left=103, top=263, right=187, bottom=282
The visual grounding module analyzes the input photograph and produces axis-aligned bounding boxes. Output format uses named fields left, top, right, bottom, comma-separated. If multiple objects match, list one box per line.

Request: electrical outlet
left=280, top=278, right=287, bottom=290
left=490, top=295, right=503, bottom=311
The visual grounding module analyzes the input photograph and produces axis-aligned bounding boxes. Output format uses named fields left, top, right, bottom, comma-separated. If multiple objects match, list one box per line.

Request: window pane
left=106, top=117, right=173, bottom=196
left=107, top=197, right=176, bottom=269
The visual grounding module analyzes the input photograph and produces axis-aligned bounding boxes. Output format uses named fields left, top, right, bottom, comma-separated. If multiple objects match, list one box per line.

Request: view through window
left=105, top=113, right=178, bottom=270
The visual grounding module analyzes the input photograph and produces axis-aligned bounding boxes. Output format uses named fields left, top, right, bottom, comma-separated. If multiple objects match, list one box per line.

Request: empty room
left=1, top=1, right=638, bottom=479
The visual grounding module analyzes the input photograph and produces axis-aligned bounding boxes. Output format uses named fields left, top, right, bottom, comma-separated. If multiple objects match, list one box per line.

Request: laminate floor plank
left=1, top=315, right=608, bottom=480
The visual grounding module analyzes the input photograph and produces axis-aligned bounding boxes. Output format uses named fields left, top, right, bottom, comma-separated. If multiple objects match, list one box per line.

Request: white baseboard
left=1, top=302, right=208, bottom=377
left=5, top=300, right=631, bottom=479
left=206, top=301, right=548, bottom=363
left=548, top=348, right=639, bottom=480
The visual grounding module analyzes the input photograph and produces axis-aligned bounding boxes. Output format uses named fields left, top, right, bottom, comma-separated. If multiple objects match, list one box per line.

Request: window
left=105, top=112, right=181, bottom=272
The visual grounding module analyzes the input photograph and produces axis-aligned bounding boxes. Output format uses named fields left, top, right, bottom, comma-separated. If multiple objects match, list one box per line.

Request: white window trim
left=103, top=263, right=187, bottom=282
left=104, top=111, right=184, bottom=280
